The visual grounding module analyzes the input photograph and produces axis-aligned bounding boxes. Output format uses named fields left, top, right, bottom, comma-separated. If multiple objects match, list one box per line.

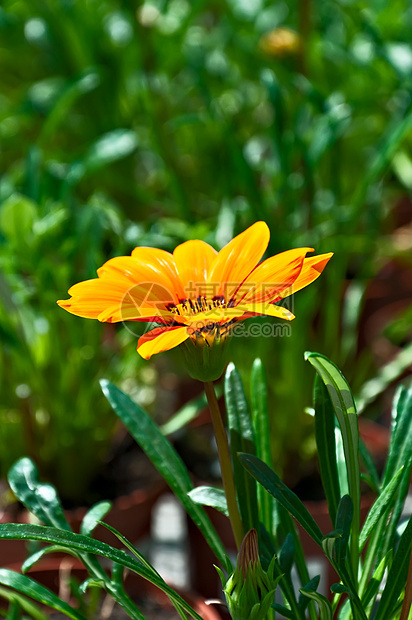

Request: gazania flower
left=58, top=222, right=332, bottom=379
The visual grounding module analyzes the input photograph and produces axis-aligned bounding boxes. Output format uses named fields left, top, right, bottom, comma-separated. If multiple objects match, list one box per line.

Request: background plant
left=0, top=354, right=411, bottom=618
left=1, top=0, right=412, bottom=492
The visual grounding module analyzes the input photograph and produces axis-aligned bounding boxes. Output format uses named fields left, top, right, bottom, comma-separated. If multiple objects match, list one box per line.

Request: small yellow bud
left=259, top=27, right=301, bottom=58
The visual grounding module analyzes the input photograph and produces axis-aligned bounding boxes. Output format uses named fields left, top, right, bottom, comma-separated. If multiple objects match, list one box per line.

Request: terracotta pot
left=6, top=557, right=222, bottom=620
left=0, top=481, right=167, bottom=570
left=68, top=479, right=167, bottom=547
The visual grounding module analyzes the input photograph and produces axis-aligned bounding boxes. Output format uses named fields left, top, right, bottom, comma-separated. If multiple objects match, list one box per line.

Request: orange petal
left=278, top=252, right=333, bottom=298
left=137, top=326, right=189, bottom=359
left=238, top=247, right=313, bottom=304
left=59, top=276, right=177, bottom=323
left=240, top=302, right=295, bottom=321
left=173, top=240, right=218, bottom=298
left=208, top=222, right=270, bottom=298
left=130, top=247, right=185, bottom=300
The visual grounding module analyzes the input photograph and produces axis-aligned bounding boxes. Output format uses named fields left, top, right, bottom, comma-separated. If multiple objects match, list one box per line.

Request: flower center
left=168, top=295, right=230, bottom=318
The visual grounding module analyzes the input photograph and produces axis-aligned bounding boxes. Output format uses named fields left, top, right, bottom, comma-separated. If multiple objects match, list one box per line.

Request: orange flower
left=58, top=222, right=332, bottom=365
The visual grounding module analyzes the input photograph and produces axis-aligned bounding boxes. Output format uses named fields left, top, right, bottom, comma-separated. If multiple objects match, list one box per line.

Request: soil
left=50, top=595, right=181, bottom=619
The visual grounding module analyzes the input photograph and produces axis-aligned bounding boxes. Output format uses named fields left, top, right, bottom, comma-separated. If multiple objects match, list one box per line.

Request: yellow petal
left=240, top=302, right=295, bottom=321
left=59, top=277, right=176, bottom=322
left=208, top=222, right=270, bottom=298
left=173, top=240, right=217, bottom=298
left=279, top=252, right=333, bottom=298
left=130, top=247, right=185, bottom=300
left=137, top=326, right=189, bottom=359
left=239, top=247, right=313, bottom=303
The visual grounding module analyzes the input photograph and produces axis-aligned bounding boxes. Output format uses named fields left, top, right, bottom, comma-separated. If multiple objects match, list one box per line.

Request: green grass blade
left=305, top=352, right=360, bottom=583
left=0, top=585, right=48, bottom=620
left=359, top=466, right=404, bottom=552
left=80, top=501, right=112, bottom=537
left=299, top=589, right=332, bottom=620
left=374, top=515, right=412, bottom=620
left=187, top=487, right=228, bottom=517
left=0, top=524, right=203, bottom=620
left=239, top=454, right=323, bottom=546
left=225, top=363, right=259, bottom=532
left=160, top=389, right=219, bottom=436
left=100, top=379, right=227, bottom=568
left=251, top=358, right=273, bottom=538
left=7, top=458, right=71, bottom=532
left=313, top=375, right=341, bottom=525
left=0, top=570, right=86, bottom=620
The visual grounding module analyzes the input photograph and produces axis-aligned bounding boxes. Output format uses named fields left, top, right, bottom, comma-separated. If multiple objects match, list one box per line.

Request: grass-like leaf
left=313, top=375, right=341, bottom=524
left=359, top=466, right=404, bottom=551
left=250, top=358, right=273, bottom=536
left=100, top=379, right=227, bottom=568
left=239, top=454, right=323, bottom=546
left=0, top=570, right=86, bottom=620
left=8, top=458, right=70, bottom=531
left=187, top=486, right=228, bottom=517
left=305, top=352, right=360, bottom=582
left=0, top=523, right=203, bottom=620
left=225, top=363, right=259, bottom=533
left=374, top=514, right=412, bottom=620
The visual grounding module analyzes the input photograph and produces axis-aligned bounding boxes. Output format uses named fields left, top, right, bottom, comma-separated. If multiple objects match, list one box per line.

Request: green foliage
left=100, top=378, right=228, bottom=569
left=1, top=0, right=412, bottom=495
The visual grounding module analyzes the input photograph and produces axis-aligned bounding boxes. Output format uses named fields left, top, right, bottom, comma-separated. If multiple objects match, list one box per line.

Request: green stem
left=400, top=547, right=412, bottom=620
left=204, top=381, right=244, bottom=549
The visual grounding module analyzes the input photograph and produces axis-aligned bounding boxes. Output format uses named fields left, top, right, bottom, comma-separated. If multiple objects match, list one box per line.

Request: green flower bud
left=180, top=325, right=233, bottom=382
left=217, top=529, right=282, bottom=620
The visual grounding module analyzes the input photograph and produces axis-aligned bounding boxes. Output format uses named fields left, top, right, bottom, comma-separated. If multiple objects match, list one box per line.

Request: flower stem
left=400, top=546, right=412, bottom=620
left=204, top=381, right=244, bottom=549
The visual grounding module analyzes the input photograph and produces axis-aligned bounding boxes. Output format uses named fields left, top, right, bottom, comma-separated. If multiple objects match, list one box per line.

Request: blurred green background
left=1, top=0, right=412, bottom=503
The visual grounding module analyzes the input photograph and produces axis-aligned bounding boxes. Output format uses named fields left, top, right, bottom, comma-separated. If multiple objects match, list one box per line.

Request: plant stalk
left=204, top=381, right=244, bottom=549
left=400, top=546, right=412, bottom=620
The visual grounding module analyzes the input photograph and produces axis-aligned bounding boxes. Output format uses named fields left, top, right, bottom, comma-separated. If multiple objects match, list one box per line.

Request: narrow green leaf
left=225, top=363, right=259, bottom=532
left=377, top=385, right=412, bottom=562
left=360, top=553, right=388, bottom=611
left=0, top=524, right=203, bottom=620
left=279, top=534, right=295, bottom=574
left=187, top=487, right=229, bottom=517
left=160, top=391, right=209, bottom=436
left=68, top=130, right=139, bottom=184
left=383, top=385, right=412, bottom=486
left=6, top=599, right=19, bottom=620
left=359, top=440, right=380, bottom=494
left=80, top=501, right=112, bottom=537
left=359, top=467, right=404, bottom=551
left=305, top=352, right=360, bottom=582
left=0, top=570, right=85, bottom=620
left=0, top=586, right=48, bottom=620
left=100, top=380, right=227, bottom=568
left=8, top=458, right=71, bottom=531
left=374, top=514, right=412, bottom=620
left=298, top=575, right=320, bottom=611
left=334, top=495, right=353, bottom=565
left=97, top=521, right=194, bottom=620
left=239, top=454, right=323, bottom=546
left=22, top=545, right=77, bottom=573
left=299, top=589, right=332, bottom=620
left=78, top=578, right=105, bottom=594
left=313, top=376, right=341, bottom=524
left=271, top=603, right=296, bottom=619
left=251, top=358, right=273, bottom=536
left=330, top=583, right=348, bottom=594
left=97, top=521, right=162, bottom=579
